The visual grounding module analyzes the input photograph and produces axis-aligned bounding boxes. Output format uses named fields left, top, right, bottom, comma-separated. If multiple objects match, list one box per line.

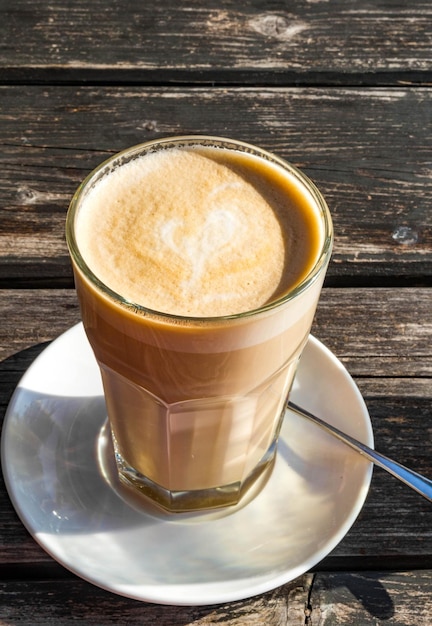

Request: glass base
left=113, top=439, right=278, bottom=513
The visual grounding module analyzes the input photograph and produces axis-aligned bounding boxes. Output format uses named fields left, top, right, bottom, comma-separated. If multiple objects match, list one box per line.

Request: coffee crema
left=75, top=146, right=322, bottom=317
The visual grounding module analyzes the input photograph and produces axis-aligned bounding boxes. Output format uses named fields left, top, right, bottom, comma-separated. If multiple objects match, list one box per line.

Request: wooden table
left=1, top=1, right=431, bottom=623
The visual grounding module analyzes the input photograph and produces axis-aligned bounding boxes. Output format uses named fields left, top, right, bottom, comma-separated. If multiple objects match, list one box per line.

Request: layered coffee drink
left=66, top=137, right=332, bottom=512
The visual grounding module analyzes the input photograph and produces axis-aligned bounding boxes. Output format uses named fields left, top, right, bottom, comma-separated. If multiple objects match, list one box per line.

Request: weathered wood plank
left=310, top=571, right=432, bottom=625
left=2, top=288, right=431, bottom=377
left=0, top=571, right=430, bottom=625
left=1, top=86, right=431, bottom=286
left=0, top=290, right=80, bottom=362
left=315, top=289, right=432, bottom=377
left=0, top=576, right=303, bottom=625
left=1, top=0, right=432, bottom=84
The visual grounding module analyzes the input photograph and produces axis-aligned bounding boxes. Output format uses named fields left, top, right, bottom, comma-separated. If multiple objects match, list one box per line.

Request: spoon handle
left=287, top=401, right=432, bottom=503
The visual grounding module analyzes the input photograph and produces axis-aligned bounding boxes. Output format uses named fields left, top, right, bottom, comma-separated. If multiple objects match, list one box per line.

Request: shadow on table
left=311, top=571, right=395, bottom=621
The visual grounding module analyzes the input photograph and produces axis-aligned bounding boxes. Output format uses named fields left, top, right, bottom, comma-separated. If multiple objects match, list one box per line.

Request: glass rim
left=66, top=135, right=333, bottom=323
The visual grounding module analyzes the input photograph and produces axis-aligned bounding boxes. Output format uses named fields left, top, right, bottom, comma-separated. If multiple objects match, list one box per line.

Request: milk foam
left=76, top=147, right=321, bottom=317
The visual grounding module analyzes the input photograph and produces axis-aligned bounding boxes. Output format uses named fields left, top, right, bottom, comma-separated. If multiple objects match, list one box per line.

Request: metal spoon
left=287, top=400, right=432, bottom=503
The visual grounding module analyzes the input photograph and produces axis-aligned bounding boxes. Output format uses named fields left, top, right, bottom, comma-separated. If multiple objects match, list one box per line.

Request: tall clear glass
left=66, top=136, right=333, bottom=512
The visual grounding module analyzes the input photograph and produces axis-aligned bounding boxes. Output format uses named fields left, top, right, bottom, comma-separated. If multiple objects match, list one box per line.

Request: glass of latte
left=66, top=136, right=333, bottom=512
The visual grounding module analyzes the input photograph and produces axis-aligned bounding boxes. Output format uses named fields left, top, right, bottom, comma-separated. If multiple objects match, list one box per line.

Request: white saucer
left=1, top=324, right=373, bottom=606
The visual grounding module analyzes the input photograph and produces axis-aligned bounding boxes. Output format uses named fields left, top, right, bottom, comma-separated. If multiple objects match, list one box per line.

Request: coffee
left=67, top=137, right=332, bottom=511
left=75, top=147, right=321, bottom=317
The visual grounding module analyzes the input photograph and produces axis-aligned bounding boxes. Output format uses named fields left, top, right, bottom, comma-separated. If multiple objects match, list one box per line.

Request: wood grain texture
left=0, top=571, right=430, bottom=625
left=1, top=0, right=432, bottom=85
left=0, top=576, right=305, bottom=625
left=1, top=86, right=431, bottom=286
left=310, top=571, right=432, bottom=625
left=1, top=288, right=431, bottom=373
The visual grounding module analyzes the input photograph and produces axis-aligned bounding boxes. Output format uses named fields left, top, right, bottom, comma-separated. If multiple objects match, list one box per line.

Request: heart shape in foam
left=160, top=206, right=242, bottom=290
